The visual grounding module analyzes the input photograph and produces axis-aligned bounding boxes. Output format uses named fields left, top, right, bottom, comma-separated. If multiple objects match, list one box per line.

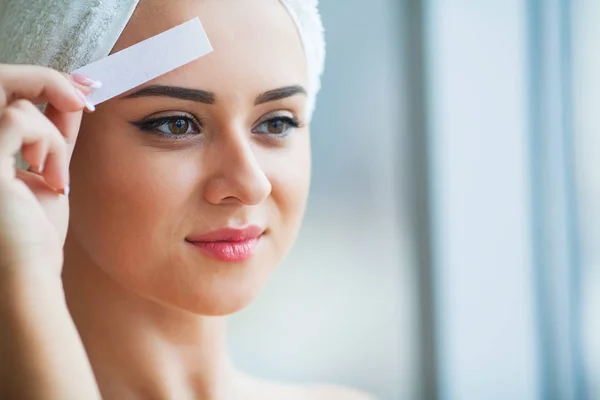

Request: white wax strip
left=72, top=18, right=213, bottom=105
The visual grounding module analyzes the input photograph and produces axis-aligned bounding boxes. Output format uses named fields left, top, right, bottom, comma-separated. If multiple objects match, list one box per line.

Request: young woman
left=0, top=0, right=372, bottom=398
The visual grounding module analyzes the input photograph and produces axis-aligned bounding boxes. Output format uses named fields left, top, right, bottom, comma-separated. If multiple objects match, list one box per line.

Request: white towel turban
left=0, top=0, right=326, bottom=121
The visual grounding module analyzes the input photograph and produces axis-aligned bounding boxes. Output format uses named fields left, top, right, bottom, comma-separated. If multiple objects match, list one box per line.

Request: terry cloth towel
left=0, top=0, right=326, bottom=121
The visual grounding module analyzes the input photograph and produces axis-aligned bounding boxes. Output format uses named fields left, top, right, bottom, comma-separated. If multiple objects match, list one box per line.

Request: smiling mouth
left=186, top=237, right=261, bottom=262
left=185, top=226, right=265, bottom=262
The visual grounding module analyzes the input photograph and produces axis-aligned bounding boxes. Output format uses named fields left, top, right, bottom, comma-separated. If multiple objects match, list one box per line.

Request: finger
left=15, top=102, right=69, bottom=192
left=0, top=65, right=87, bottom=112
left=27, top=164, right=44, bottom=175
left=15, top=168, right=57, bottom=198
left=44, top=103, right=83, bottom=164
left=68, top=73, right=103, bottom=91
left=22, top=141, right=49, bottom=174
left=62, top=73, right=97, bottom=113
left=0, top=100, right=69, bottom=191
left=42, top=151, right=69, bottom=195
left=15, top=101, right=55, bottom=171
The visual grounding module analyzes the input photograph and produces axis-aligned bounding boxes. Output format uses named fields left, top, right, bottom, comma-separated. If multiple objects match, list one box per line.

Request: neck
left=62, top=233, right=242, bottom=400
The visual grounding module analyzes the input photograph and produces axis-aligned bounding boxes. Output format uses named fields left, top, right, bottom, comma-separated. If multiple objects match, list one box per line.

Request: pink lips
left=186, top=226, right=264, bottom=262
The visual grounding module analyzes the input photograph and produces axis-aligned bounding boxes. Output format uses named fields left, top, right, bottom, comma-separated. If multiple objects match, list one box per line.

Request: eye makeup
left=251, top=114, right=303, bottom=137
left=129, top=110, right=304, bottom=142
left=129, top=112, right=203, bottom=141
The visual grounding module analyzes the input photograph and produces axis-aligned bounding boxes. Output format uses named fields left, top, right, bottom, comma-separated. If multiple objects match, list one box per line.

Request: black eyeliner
left=129, top=114, right=202, bottom=135
left=251, top=115, right=304, bottom=137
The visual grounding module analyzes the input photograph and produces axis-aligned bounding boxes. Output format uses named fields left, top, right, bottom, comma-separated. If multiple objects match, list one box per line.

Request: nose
left=203, top=131, right=272, bottom=206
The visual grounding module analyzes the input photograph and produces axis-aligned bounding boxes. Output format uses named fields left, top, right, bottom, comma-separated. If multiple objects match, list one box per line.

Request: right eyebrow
left=122, top=85, right=216, bottom=104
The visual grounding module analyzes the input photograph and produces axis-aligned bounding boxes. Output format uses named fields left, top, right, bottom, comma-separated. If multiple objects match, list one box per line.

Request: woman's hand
left=0, top=64, right=96, bottom=278
left=0, top=64, right=103, bottom=400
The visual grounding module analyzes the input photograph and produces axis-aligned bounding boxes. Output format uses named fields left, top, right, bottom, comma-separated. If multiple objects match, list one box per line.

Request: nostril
left=221, top=196, right=240, bottom=204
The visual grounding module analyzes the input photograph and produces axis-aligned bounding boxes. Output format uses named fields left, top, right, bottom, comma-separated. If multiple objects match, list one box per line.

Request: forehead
left=111, top=0, right=307, bottom=93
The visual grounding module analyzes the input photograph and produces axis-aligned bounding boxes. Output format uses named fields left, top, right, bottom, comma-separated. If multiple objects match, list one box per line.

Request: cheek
left=69, top=127, right=195, bottom=286
left=68, top=120, right=311, bottom=315
left=265, top=133, right=311, bottom=245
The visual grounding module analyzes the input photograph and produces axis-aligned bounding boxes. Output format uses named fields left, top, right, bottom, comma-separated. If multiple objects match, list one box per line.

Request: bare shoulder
left=304, top=384, right=375, bottom=400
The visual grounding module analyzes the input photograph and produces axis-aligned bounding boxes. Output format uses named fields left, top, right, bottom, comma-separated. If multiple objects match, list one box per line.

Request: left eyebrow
left=254, top=85, right=307, bottom=105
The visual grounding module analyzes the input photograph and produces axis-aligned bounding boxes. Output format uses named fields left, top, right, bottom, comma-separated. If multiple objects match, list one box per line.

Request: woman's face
left=68, top=0, right=310, bottom=315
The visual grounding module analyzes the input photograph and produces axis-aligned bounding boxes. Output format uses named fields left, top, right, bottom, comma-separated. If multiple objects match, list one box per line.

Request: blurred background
left=229, top=0, right=599, bottom=399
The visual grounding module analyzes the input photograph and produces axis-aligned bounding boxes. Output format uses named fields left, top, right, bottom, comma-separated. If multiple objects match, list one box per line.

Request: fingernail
left=28, top=164, right=44, bottom=174
left=57, top=186, right=70, bottom=197
left=75, top=90, right=95, bottom=112
left=84, top=98, right=96, bottom=112
left=70, top=73, right=103, bottom=89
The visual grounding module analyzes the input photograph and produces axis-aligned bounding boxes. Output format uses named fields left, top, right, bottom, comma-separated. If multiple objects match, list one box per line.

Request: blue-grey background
left=229, top=1, right=599, bottom=399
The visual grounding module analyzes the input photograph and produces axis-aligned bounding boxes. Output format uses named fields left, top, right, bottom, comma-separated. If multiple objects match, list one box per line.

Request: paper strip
left=72, top=18, right=213, bottom=105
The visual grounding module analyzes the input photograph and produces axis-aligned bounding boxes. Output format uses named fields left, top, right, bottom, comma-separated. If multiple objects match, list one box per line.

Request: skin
left=59, top=0, right=369, bottom=399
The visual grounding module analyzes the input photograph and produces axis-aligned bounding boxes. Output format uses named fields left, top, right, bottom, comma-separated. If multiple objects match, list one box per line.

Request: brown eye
left=167, top=118, right=191, bottom=135
left=252, top=117, right=300, bottom=136
left=266, top=119, right=288, bottom=134
left=131, top=114, right=201, bottom=137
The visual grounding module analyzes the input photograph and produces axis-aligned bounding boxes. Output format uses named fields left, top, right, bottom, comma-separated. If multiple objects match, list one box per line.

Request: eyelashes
left=251, top=116, right=301, bottom=136
left=130, top=114, right=201, bottom=139
left=130, top=112, right=304, bottom=140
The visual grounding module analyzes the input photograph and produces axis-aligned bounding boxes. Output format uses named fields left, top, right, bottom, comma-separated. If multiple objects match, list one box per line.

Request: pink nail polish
left=70, top=73, right=103, bottom=89
left=75, top=90, right=96, bottom=112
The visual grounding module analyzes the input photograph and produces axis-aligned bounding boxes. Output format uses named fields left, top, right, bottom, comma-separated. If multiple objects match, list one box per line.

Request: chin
left=144, top=264, right=274, bottom=317
left=102, top=240, right=286, bottom=316
left=170, top=284, right=264, bottom=316
left=189, top=299, right=254, bottom=317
